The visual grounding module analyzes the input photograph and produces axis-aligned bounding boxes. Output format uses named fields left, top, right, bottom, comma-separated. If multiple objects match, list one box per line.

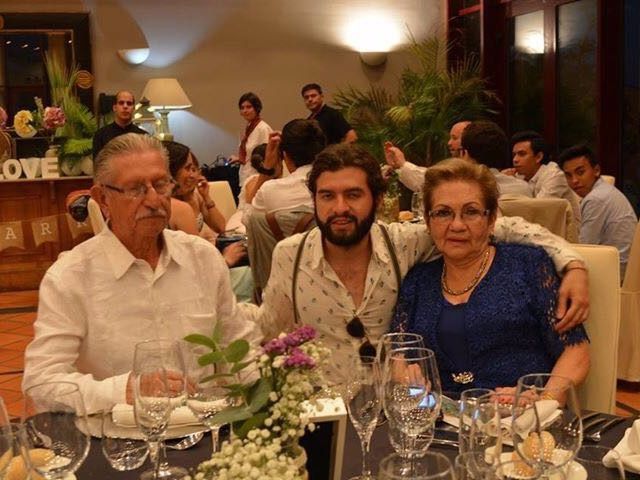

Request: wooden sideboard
left=0, top=176, right=94, bottom=292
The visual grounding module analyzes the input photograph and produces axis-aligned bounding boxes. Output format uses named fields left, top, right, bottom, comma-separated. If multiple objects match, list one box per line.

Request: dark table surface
left=76, top=414, right=639, bottom=479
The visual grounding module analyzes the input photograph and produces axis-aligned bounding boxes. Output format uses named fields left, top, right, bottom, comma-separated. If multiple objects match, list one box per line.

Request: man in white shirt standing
left=23, top=133, right=261, bottom=413
left=251, top=143, right=590, bottom=383
left=507, top=130, right=581, bottom=222
left=560, top=144, right=638, bottom=279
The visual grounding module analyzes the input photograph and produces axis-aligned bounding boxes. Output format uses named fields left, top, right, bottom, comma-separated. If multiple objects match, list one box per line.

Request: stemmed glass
left=133, top=339, right=188, bottom=480
left=344, top=355, right=382, bottom=480
left=183, top=344, right=233, bottom=455
left=383, top=347, right=442, bottom=451
left=512, top=374, right=582, bottom=478
left=21, top=381, right=90, bottom=479
left=376, top=333, right=425, bottom=371
left=379, top=451, right=455, bottom=479
left=459, top=388, right=494, bottom=455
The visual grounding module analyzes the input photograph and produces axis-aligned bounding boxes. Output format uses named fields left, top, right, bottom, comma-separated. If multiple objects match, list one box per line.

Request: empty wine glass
left=376, top=333, right=425, bottom=371
left=133, top=339, right=188, bottom=480
left=21, top=381, right=90, bottom=479
left=383, top=347, right=442, bottom=442
left=345, top=355, right=382, bottom=480
left=101, top=407, right=149, bottom=471
left=512, top=374, right=582, bottom=478
left=577, top=445, right=624, bottom=479
left=379, top=451, right=455, bottom=479
left=459, top=388, right=494, bottom=455
left=183, top=344, right=233, bottom=455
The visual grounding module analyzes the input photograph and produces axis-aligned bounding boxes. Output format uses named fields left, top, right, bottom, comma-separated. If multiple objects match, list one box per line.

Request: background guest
left=301, top=83, right=357, bottom=144
left=92, top=90, right=147, bottom=158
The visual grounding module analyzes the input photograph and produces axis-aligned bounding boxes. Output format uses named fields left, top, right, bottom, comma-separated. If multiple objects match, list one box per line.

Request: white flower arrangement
left=184, top=326, right=331, bottom=480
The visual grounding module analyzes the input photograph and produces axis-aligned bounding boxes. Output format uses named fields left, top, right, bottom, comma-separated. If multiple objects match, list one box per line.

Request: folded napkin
left=604, top=418, right=640, bottom=473
left=512, top=399, right=560, bottom=438
left=112, top=404, right=200, bottom=428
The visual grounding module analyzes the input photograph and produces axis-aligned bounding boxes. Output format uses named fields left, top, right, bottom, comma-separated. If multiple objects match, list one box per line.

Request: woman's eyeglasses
left=346, top=316, right=376, bottom=359
left=427, top=206, right=490, bottom=225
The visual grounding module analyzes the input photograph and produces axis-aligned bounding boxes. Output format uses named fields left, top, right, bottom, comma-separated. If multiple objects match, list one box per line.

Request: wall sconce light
left=359, top=52, right=387, bottom=67
left=117, top=48, right=150, bottom=65
left=141, top=78, right=192, bottom=141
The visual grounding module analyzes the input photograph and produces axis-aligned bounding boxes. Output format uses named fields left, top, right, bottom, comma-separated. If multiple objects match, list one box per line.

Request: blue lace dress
left=391, top=243, right=588, bottom=395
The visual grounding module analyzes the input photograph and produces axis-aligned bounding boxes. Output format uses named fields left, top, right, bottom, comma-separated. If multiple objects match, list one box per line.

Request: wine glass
left=21, top=381, right=90, bottom=479
left=376, top=333, right=425, bottom=371
left=344, top=355, right=382, bottom=480
left=0, top=423, right=34, bottom=479
left=512, top=374, right=581, bottom=477
left=183, top=344, right=233, bottom=455
left=133, top=339, right=188, bottom=480
left=383, top=347, right=442, bottom=441
left=411, top=192, right=425, bottom=223
left=577, top=446, right=624, bottom=479
left=455, top=451, right=492, bottom=480
left=459, top=388, right=494, bottom=455
left=379, top=451, right=455, bottom=479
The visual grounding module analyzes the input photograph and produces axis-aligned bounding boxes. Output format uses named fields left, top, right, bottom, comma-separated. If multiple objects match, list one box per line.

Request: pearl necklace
left=441, top=248, right=491, bottom=296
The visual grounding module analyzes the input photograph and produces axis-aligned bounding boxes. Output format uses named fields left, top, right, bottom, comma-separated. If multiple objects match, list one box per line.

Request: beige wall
left=3, top=0, right=441, bottom=162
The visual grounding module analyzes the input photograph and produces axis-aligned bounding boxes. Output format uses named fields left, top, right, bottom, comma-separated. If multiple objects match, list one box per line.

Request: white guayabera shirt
left=22, top=228, right=261, bottom=414
left=249, top=219, right=583, bottom=385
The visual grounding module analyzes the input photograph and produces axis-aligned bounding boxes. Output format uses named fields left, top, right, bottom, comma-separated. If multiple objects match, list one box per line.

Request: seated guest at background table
left=504, top=130, right=581, bottom=222
left=391, top=158, right=590, bottom=395
left=384, top=121, right=532, bottom=198
left=22, top=133, right=261, bottom=413
left=92, top=90, right=147, bottom=158
left=242, top=119, right=325, bottom=225
left=560, top=144, right=637, bottom=279
left=229, top=92, right=273, bottom=185
left=250, top=144, right=590, bottom=385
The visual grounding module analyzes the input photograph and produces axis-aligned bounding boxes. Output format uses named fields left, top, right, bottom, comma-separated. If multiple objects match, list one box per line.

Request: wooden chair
left=207, top=181, right=237, bottom=223
left=617, top=221, right=640, bottom=381
left=498, top=196, right=579, bottom=242
left=572, top=244, right=621, bottom=413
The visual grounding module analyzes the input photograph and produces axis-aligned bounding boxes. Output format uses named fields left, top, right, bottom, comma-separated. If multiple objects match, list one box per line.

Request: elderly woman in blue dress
left=391, top=158, right=590, bottom=395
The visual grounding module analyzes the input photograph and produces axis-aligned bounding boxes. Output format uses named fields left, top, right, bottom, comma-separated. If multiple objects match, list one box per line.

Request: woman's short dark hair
left=163, top=140, right=191, bottom=178
left=308, top=144, right=386, bottom=200
left=250, top=143, right=268, bottom=171
left=238, top=92, right=262, bottom=114
left=423, top=157, right=499, bottom=221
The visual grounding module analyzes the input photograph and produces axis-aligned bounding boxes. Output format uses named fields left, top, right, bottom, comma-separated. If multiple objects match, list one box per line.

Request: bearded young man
left=251, top=143, right=590, bottom=383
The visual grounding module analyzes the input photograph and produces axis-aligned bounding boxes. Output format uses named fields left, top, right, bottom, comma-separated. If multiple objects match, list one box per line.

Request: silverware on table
left=584, top=417, right=625, bottom=443
left=165, top=431, right=204, bottom=450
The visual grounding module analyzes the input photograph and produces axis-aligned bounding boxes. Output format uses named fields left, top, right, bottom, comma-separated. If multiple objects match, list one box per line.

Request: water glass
left=459, top=388, right=494, bottom=455
left=21, top=381, right=90, bottom=479
left=379, top=452, right=455, bottom=479
left=101, top=408, right=149, bottom=471
left=513, top=374, right=582, bottom=475
left=0, top=423, right=32, bottom=479
left=411, top=192, right=425, bottom=223
left=455, top=451, right=492, bottom=479
left=577, top=445, right=625, bottom=479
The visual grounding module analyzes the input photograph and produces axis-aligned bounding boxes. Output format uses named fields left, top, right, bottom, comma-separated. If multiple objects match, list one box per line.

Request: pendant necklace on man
left=441, top=248, right=491, bottom=296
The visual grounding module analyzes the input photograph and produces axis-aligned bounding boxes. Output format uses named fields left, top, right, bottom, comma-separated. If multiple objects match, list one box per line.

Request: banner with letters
left=0, top=213, right=93, bottom=252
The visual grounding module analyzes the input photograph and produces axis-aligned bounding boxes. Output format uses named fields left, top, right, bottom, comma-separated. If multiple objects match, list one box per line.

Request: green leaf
left=230, top=360, right=253, bottom=374
left=199, top=373, right=234, bottom=383
left=210, top=406, right=252, bottom=425
left=232, top=412, right=269, bottom=439
left=183, top=334, right=217, bottom=350
left=223, top=340, right=250, bottom=363
left=247, top=377, right=272, bottom=413
left=198, top=351, right=225, bottom=366
left=212, top=321, right=223, bottom=344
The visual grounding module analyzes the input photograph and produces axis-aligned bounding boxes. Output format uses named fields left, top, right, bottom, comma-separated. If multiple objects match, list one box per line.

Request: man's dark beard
left=315, top=207, right=376, bottom=246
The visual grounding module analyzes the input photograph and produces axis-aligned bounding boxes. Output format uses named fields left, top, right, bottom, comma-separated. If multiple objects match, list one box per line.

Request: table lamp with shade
left=141, top=78, right=192, bottom=141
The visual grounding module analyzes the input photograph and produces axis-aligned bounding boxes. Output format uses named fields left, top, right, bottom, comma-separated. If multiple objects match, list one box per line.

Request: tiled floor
left=1, top=290, right=639, bottom=420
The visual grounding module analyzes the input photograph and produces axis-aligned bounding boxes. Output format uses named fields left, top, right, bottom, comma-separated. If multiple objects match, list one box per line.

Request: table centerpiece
left=184, top=325, right=330, bottom=480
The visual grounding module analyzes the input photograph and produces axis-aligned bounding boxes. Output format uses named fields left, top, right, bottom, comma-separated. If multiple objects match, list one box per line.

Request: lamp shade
left=141, top=78, right=192, bottom=111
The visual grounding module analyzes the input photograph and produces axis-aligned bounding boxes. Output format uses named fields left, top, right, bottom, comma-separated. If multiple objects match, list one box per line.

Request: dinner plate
left=498, top=452, right=587, bottom=480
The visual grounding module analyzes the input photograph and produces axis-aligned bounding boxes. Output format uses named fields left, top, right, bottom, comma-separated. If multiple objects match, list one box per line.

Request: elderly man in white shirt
left=250, top=143, right=590, bottom=384
left=241, top=119, right=326, bottom=225
left=22, top=133, right=261, bottom=413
